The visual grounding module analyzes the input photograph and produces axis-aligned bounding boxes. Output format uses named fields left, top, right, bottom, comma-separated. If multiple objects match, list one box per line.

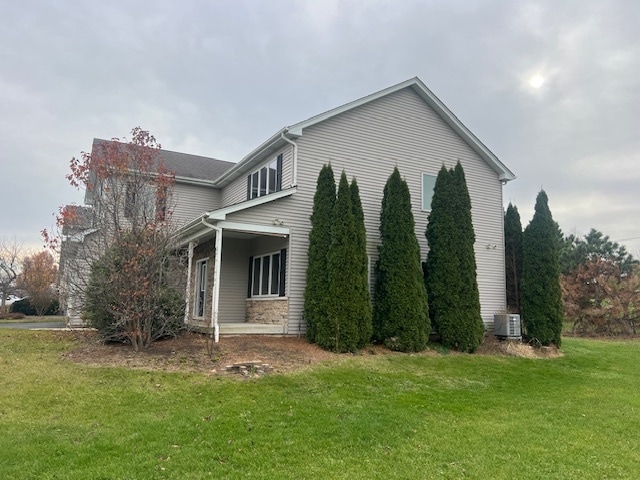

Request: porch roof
left=175, top=187, right=295, bottom=247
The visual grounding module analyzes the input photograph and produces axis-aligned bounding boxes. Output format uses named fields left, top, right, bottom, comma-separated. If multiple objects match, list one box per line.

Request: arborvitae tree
left=450, top=162, right=484, bottom=352
left=317, top=172, right=363, bottom=352
left=304, top=164, right=336, bottom=343
left=373, top=167, right=429, bottom=351
left=521, top=190, right=563, bottom=346
left=425, top=166, right=459, bottom=339
left=426, top=163, right=483, bottom=352
left=350, top=178, right=373, bottom=346
left=504, top=203, right=523, bottom=313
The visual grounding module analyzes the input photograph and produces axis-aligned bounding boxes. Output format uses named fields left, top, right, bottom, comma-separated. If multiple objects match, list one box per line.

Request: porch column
left=184, top=241, right=194, bottom=324
left=210, top=226, right=223, bottom=342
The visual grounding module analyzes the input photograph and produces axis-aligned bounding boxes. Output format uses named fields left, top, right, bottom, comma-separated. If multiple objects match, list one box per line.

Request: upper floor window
left=156, top=186, right=167, bottom=222
left=422, top=173, right=437, bottom=211
left=124, top=181, right=137, bottom=218
left=247, top=154, right=283, bottom=200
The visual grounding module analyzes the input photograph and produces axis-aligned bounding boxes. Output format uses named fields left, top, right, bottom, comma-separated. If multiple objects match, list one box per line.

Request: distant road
left=0, top=321, right=67, bottom=329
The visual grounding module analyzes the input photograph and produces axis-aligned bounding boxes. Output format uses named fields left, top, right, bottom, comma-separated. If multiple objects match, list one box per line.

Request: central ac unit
left=494, top=314, right=521, bottom=339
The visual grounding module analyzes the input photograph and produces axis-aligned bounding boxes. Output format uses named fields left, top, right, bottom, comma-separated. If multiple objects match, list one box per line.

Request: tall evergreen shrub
left=450, top=162, right=484, bottom=351
left=350, top=178, right=373, bottom=346
left=373, top=167, right=429, bottom=351
left=425, top=166, right=459, bottom=339
left=504, top=203, right=523, bottom=313
left=425, top=163, right=483, bottom=352
left=317, top=172, right=363, bottom=352
left=521, top=190, right=563, bottom=346
left=304, top=164, right=335, bottom=343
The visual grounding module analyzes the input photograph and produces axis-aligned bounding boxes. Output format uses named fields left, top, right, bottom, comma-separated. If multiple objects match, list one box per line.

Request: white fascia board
left=174, top=175, right=218, bottom=187
left=217, top=221, right=289, bottom=237
left=212, top=129, right=287, bottom=187
left=207, top=187, right=296, bottom=221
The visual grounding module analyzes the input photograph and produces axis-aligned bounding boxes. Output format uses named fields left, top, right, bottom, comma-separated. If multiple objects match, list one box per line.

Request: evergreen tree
left=350, top=178, right=373, bottom=346
left=504, top=203, right=523, bottom=313
left=317, top=172, right=363, bottom=352
left=373, top=167, right=430, bottom=351
left=425, top=163, right=483, bottom=352
left=450, top=162, right=484, bottom=351
left=425, top=166, right=459, bottom=339
left=521, top=190, right=563, bottom=346
left=304, top=164, right=335, bottom=343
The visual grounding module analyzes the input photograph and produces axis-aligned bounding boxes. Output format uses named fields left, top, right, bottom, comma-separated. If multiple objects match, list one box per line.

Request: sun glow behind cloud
left=529, top=74, right=545, bottom=89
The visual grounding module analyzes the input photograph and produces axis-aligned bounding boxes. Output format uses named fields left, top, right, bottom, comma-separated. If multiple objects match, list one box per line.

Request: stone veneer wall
left=246, top=298, right=289, bottom=325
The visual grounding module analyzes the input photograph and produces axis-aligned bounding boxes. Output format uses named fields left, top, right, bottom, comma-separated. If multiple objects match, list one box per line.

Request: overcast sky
left=2, top=0, right=639, bottom=255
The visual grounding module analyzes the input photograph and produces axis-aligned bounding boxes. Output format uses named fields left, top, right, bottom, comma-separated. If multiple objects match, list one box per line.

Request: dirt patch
left=63, top=330, right=347, bottom=376
left=60, top=330, right=560, bottom=377
left=476, top=334, right=563, bottom=359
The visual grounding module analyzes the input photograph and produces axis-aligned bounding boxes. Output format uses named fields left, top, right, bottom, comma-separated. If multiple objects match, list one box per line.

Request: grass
left=0, top=315, right=65, bottom=324
left=1, top=331, right=639, bottom=479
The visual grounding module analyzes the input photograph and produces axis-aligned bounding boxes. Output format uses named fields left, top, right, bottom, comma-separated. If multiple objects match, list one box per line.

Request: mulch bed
left=59, top=330, right=561, bottom=377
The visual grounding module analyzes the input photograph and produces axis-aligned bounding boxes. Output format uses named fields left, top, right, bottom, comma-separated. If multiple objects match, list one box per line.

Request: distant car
left=4, top=295, right=24, bottom=306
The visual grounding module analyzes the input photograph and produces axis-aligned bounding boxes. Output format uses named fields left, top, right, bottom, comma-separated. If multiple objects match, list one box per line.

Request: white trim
left=217, top=221, right=289, bottom=237
left=208, top=187, right=296, bottom=220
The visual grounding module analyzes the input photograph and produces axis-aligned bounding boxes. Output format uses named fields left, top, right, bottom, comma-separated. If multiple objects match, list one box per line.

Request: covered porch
left=178, top=217, right=290, bottom=342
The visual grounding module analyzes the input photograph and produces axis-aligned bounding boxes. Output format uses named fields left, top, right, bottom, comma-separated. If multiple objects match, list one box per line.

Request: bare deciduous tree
left=0, top=238, right=24, bottom=312
left=43, top=127, right=185, bottom=349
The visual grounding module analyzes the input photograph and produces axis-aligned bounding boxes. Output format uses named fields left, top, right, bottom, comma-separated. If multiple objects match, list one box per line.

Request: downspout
left=280, top=132, right=298, bottom=187
left=183, top=241, right=195, bottom=325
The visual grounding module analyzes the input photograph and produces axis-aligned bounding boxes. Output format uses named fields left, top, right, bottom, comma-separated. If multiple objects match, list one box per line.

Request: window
left=248, top=249, right=287, bottom=297
left=155, top=186, right=167, bottom=222
left=247, top=154, right=283, bottom=200
left=422, top=173, right=437, bottom=211
left=194, top=258, right=208, bottom=318
left=124, top=181, right=137, bottom=218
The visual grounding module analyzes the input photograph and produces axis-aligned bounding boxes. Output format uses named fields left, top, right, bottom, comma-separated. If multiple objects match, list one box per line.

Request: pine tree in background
left=304, top=164, right=335, bottom=343
left=425, top=166, right=459, bottom=340
left=373, top=167, right=429, bottom=351
left=317, top=171, right=362, bottom=352
left=504, top=203, right=523, bottom=313
left=425, top=163, right=483, bottom=352
left=521, top=190, right=563, bottom=346
left=350, top=178, right=373, bottom=346
left=450, top=162, right=484, bottom=352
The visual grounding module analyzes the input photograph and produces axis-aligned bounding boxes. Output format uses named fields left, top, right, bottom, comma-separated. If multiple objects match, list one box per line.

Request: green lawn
left=1, top=331, right=639, bottom=479
left=0, top=315, right=65, bottom=324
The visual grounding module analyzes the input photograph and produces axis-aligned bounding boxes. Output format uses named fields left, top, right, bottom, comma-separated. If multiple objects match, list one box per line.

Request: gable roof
left=92, top=139, right=235, bottom=185
left=216, top=77, right=515, bottom=185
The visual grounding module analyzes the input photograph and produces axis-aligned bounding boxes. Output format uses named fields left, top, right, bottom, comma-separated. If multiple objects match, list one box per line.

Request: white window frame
left=421, top=173, right=437, bottom=211
left=194, top=258, right=208, bottom=318
left=251, top=251, right=282, bottom=298
left=248, top=156, right=280, bottom=200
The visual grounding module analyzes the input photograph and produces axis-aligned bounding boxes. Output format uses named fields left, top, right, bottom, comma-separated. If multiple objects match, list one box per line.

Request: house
left=59, top=77, right=515, bottom=336
left=58, top=143, right=235, bottom=326
left=174, top=77, right=515, bottom=340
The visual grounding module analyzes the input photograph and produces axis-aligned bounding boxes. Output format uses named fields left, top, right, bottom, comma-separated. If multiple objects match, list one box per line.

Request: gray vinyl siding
left=223, top=87, right=507, bottom=332
left=218, top=238, right=251, bottom=323
left=171, top=183, right=220, bottom=229
left=220, top=147, right=294, bottom=208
